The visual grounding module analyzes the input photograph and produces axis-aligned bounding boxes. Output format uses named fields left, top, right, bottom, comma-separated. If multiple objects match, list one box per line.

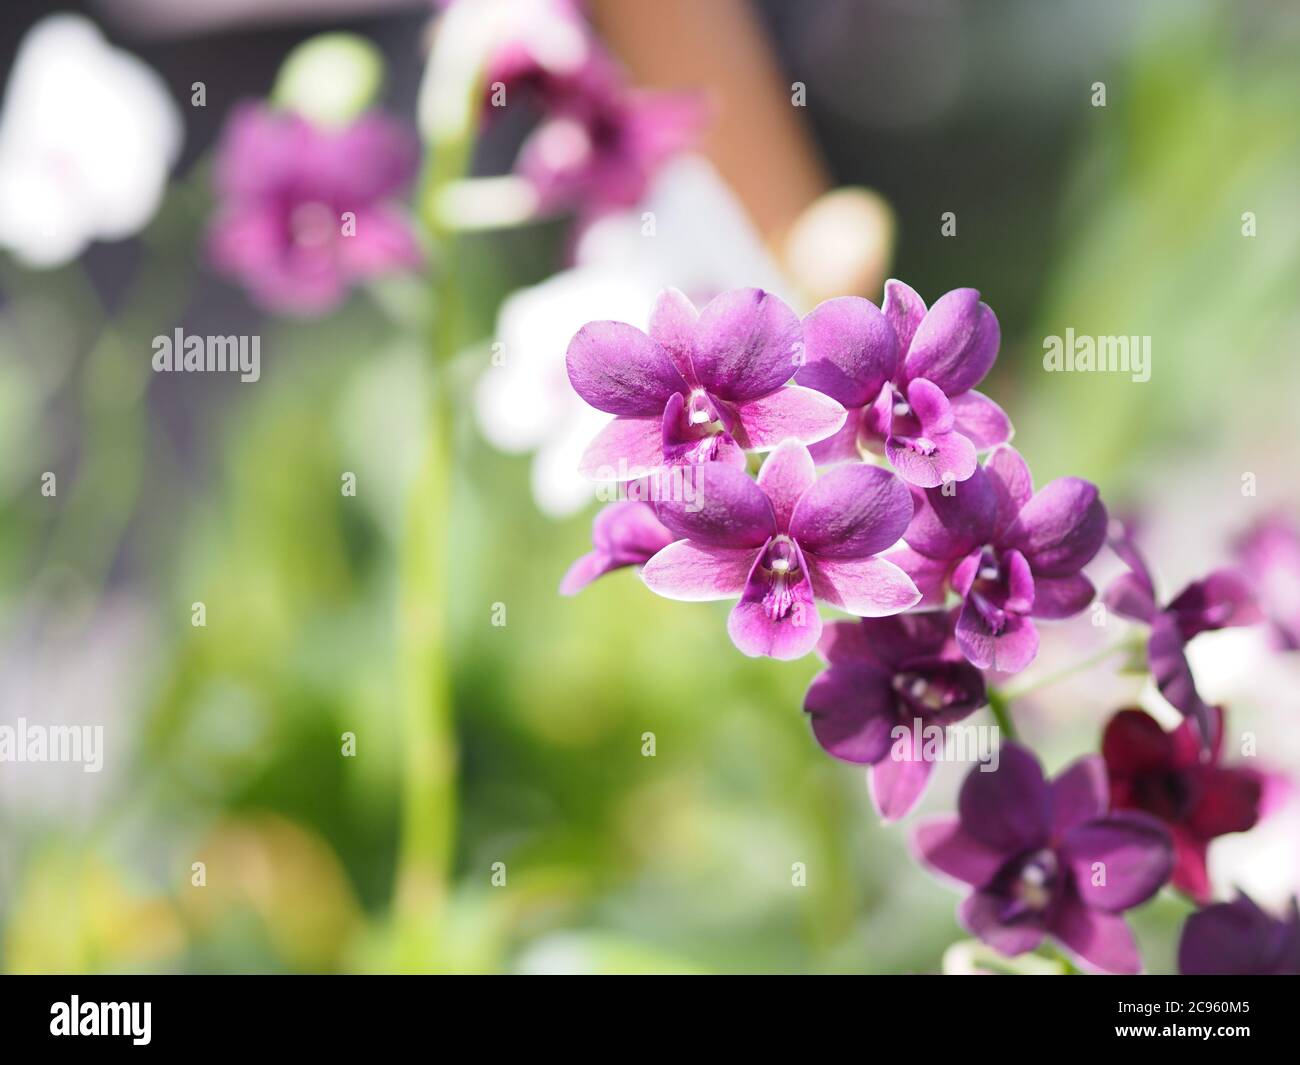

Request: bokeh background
left=1, top=0, right=1298, bottom=974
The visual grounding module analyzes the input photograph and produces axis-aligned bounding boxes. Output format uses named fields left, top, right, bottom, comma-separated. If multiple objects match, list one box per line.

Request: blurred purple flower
left=454, top=0, right=703, bottom=226
left=804, top=610, right=986, bottom=819
left=208, top=103, right=421, bottom=316
left=1102, top=706, right=1264, bottom=904
left=913, top=743, right=1173, bottom=974
left=566, top=287, right=845, bottom=480
left=1103, top=525, right=1261, bottom=742
left=1178, top=893, right=1300, bottom=975
left=897, top=446, right=1107, bottom=673
left=559, top=500, right=674, bottom=594
left=795, top=282, right=1009, bottom=488
left=517, top=87, right=704, bottom=222
left=641, top=440, right=919, bottom=660
left=1234, top=513, right=1300, bottom=651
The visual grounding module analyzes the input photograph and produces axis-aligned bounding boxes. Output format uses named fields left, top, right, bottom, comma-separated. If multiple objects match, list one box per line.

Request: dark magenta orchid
left=804, top=610, right=986, bottom=819
left=897, top=446, right=1107, bottom=673
left=914, top=743, right=1173, bottom=973
left=566, top=287, right=845, bottom=481
left=208, top=103, right=421, bottom=315
left=560, top=501, right=674, bottom=595
left=1104, top=526, right=1261, bottom=741
left=794, top=282, right=1009, bottom=488
left=640, top=440, right=919, bottom=660
left=1102, top=706, right=1263, bottom=903
left=1178, top=893, right=1300, bottom=975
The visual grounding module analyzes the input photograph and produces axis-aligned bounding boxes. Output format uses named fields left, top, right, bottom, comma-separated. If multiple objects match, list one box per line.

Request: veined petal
left=648, top=286, right=699, bottom=380
left=806, top=554, right=920, bottom=616
left=729, top=385, right=846, bottom=451
left=949, top=389, right=1013, bottom=449
left=1005, top=477, right=1107, bottom=578
left=884, top=546, right=952, bottom=608
left=655, top=462, right=776, bottom=548
left=795, top=295, right=897, bottom=408
left=906, top=377, right=955, bottom=435
left=692, top=287, right=802, bottom=402
left=903, top=466, right=998, bottom=561
left=902, top=288, right=1000, bottom=395
left=985, top=446, right=1034, bottom=538
left=566, top=320, right=687, bottom=415
left=757, top=439, right=816, bottom=531
left=640, top=540, right=756, bottom=601
left=882, top=279, right=927, bottom=357
left=577, top=416, right=664, bottom=480
left=807, top=406, right=866, bottom=465
left=790, top=464, right=914, bottom=559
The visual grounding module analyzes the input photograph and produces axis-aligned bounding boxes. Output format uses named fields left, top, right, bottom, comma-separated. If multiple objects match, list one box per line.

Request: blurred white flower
left=474, top=154, right=788, bottom=517
left=0, top=14, right=182, bottom=269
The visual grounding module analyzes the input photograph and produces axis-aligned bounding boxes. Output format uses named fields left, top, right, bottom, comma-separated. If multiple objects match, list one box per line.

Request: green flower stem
left=986, top=688, right=1018, bottom=741
left=390, top=22, right=486, bottom=947
left=393, top=382, right=457, bottom=925
left=998, top=636, right=1136, bottom=704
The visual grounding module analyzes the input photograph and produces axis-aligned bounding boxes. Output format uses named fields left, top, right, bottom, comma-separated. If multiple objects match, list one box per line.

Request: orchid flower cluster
left=560, top=282, right=1299, bottom=975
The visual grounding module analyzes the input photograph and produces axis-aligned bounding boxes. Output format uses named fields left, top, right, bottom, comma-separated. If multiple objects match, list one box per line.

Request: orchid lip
left=759, top=535, right=802, bottom=622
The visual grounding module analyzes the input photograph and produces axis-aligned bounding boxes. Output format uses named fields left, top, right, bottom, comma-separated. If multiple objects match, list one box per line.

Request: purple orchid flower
left=1103, top=525, right=1262, bottom=742
left=804, top=610, right=987, bottom=819
left=559, top=501, right=674, bottom=595
left=1235, top=513, right=1300, bottom=651
left=640, top=440, right=919, bottom=660
left=456, top=0, right=703, bottom=227
left=897, top=446, right=1107, bottom=673
left=566, top=287, right=846, bottom=482
left=913, top=743, right=1173, bottom=974
left=1178, top=893, right=1300, bottom=975
left=517, top=84, right=704, bottom=223
left=208, top=103, right=421, bottom=316
left=794, top=282, right=1010, bottom=488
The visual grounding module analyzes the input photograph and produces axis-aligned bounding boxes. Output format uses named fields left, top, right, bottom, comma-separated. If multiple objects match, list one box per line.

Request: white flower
left=474, top=155, right=789, bottom=517
left=0, top=14, right=182, bottom=269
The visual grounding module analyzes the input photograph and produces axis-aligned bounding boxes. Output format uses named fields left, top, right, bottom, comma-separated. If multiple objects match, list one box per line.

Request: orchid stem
left=986, top=688, right=1017, bottom=742
left=389, top=25, right=485, bottom=959
left=997, top=636, right=1134, bottom=705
